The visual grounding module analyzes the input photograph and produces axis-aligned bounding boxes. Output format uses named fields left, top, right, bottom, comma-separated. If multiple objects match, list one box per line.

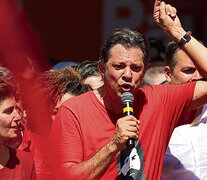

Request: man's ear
left=98, top=60, right=105, bottom=79
left=164, top=66, right=172, bottom=83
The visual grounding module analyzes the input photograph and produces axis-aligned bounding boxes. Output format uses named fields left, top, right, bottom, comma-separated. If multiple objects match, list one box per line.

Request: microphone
left=121, top=92, right=135, bottom=149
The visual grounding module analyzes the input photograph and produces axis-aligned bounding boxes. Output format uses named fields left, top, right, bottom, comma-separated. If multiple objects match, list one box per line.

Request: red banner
left=23, top=0, right=207, bottom=63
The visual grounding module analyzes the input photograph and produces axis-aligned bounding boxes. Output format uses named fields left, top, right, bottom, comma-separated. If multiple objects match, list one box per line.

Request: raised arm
left=153, top=0, right=207, bottom=110
left=153, top=0, right=207, bottom=78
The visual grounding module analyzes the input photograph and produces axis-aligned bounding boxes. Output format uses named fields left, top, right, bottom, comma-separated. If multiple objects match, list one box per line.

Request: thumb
left=153, top=0, right=162, bottom=23
left=153, top=0, right=161, bottom=14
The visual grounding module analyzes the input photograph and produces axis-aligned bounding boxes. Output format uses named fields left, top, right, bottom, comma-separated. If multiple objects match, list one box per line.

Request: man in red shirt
left=50, top=0, right=207, bottom=179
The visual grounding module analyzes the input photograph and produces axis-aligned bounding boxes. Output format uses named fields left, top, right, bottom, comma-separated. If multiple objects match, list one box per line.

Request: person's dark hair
left=60, top=67, right=90, bottom=95
left=39, top=67, right=89, bottom=114
left=0, top=67, right=17, bottom=91
left=72, top=60, right=100, bottom=80
left=0, top=67, right=17, bottom=104
left=165, top=41, right=179, bottom=71
left=0, top=83, right=14, bottom=105
left=100, top=27, right=150, bottom=66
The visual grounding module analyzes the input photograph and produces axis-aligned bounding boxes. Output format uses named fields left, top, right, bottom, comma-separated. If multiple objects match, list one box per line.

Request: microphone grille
left=121, top=92, right=134, bottom=103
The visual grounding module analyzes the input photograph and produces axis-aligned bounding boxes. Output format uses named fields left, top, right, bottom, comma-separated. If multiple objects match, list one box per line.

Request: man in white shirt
left=162, top=41, right=207, bottom=180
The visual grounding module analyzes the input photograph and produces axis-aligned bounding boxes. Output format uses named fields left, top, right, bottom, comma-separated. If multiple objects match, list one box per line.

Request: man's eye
left=131, top=66, right=142, bottom=72
left=113, top=65, right=124, bottom=69
left=4, top=107, right=14, bottom=115
left=183, top=68, right=196, bottom=74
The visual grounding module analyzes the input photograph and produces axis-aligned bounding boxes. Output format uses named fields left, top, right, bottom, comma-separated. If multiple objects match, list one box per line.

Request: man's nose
left=122, top=67, right=133, bottom=80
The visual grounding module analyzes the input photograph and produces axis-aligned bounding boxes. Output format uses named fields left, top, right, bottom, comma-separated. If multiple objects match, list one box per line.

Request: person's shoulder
left=139, top=84, right=172, bottom=99
left=141, top=83, right=192, bottom=92
left=141, top=84, right=167, bottom=92
left=61, top=91, right=94, bottom=107
left=63, top=91, right=90, bottom=102
left=140, top=82, right=196, bottom=103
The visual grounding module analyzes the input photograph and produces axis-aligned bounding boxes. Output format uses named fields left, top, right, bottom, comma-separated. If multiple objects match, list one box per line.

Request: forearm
left=168, top=28, right=207, bottom=78
left=59, top=115, right=139, bottom=179
left=153, top=0, right=207, bottom=78
left=62, top=141, right=119, bottom=180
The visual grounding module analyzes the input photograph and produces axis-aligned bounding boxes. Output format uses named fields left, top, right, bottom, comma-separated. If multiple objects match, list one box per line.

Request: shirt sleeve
left=50, top=105, right=83, bottom=164
left=161, top=81, right=197, bottom=127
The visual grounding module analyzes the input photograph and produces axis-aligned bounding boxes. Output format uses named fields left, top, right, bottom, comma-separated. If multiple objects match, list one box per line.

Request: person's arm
left=62, top=141, right=118, bottom=179
left=58, top=115, right=140, bottom=180
left=153, top=0, right=207, bottom=77
left=153, top=0, right=207, bottom=110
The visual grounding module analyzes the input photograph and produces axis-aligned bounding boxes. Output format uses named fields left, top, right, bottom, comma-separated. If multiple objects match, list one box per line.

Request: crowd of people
left=0, top=0, right=207, bottom=179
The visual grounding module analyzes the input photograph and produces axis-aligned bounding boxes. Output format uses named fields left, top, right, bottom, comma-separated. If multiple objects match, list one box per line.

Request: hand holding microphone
left=121, top=92, right=138, bottom=149
left=111, top=92, right=139, bottom=151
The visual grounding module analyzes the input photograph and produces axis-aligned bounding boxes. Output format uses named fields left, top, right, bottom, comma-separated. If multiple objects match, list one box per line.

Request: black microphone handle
left=124, top=102, right=135, bottom=149
left=126, top=138, right=135, bottom=149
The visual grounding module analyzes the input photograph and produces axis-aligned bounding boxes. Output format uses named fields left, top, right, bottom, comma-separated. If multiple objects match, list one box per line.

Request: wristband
left=177, top=31, right=192, bottom=47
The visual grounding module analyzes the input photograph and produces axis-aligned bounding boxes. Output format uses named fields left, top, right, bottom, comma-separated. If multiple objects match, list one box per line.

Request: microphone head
left=121, top=92, right=134, bottom=103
